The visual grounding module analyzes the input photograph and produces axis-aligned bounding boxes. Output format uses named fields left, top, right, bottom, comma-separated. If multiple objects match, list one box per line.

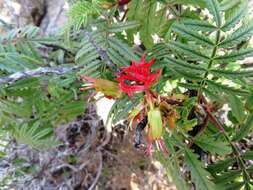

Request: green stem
left=197, top=29, right=221, bottom=101
left=223, top=133, right=251, bottom=184
left=207, top=109, right=251, bottom=184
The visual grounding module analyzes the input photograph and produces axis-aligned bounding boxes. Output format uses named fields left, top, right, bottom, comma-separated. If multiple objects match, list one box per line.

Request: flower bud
left=94, top=79, right=122, bottom=99
left=148, top=108, right=163, bottom=140
left=80, top=75, right=122, bottom=99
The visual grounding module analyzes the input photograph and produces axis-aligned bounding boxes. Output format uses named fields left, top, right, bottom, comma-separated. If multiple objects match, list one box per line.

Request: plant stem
left=204, top=104, right=251, bottom=184
left=197, top=29, right=221, bottom=102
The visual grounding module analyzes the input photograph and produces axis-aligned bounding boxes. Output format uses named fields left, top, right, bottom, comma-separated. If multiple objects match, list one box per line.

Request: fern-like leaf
left=221, top=0, right=248, bottom=31
left=204, top=0, right=222, bottom=27
left=206, top=80, right=249, bottom=96
left=172, top=23, right=214, bottom=47
left=184, top=149, right=216, bottom=190
left=215, top=48, right=253, bottom=62
left=180, top=19, right=217, bottom=32
left=194, top=135, right=232, bottom=155
left=108, top=21, right=140, bottom=33
left=219, top=22, right=253, bottom=48
left=168, top=41, right=210, bottom=62
left=164, top=56, right=207, bottom=72
left=12, top=123, right=60, bottom=150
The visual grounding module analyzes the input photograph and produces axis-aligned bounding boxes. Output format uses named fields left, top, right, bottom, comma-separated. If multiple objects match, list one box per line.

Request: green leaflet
left=221, top=0, right=248, bottom=31
left=180, top=19, right=217, bottom=32
left=206, top=80, right=249, bottom=96
left=245, top=93, right=253, bottom=112
left=0, top=25, right=40, bottom=43
left=219, top=22, right=253, bottom=48
left=168, top=41, right=210, bottom=62
left=204, top=0, right=222, bottom=27
left=0, top=100, right=32, bottom=118
left=214, top=48, right=253, bottom=62
left=108, top=97, right=139, bottom=124
left=139, top=1, right=157, bottom=48
left=217, top=182, right=244, bottom=190
left=126, top=0, right=158, bottom=48
left=77, top=51, right=100, bottom=65
left=203, top=88, right=225, bottom=102
left=172, top=23, right=214, bottom=47
left=210, top=69, right=253, bottom=78
left=12, top=123, right=60, bottom=150
left=108, top=37, right=139, bottom=61
left=108, top=21, right=140, bottom=33
left=75, top=42, right=96, bottom=61
left=107, top=48, right=129, bottom=66
left=157, top=152, right=189, bottom=190
left=220, top=0, right=241, bottom=11
left=170, top=67, right=203, bottom=81
left=68, top=0, right=101, bottom=30
left=157, top=136, right=188, bottom=190
left=214, top=170, right=242, bottom=184
left=78, top=60, right=101, bottom=76
left=194, top=135, right=232, bottom=155
left=228, top=95, right=246, bottom=124
left=207, top=157, right=236, bottom=174
left=242, top=150, right=253, bottom=160
left=156, top=6, right=171, bottom=38
left=233, top=114, right=253, bottom=141
left=162, top=0, right=206, bottom=7
left=127, top=0, right=143, bottom=21
left=184, top=149, right=216, bottom=190
left=164, top=56, right=207, bottom=72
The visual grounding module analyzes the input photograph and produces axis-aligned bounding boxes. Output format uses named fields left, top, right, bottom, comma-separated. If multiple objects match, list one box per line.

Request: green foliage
left=233, top=114, right=253, bottom=141
left=194, top=135, right=232, bottom=155
left=221, top=0, right=248, bottom=31
left=184, top=149, right=216, bottom=190
left=204, top=0, right=222, bottom=27
left=68, top=0, right=101, bottom=30
left=0, top=26, right=53, bottom=73
left=228, top=95, right=246, bottom=124
left=12, top=123, right=60, bottom=150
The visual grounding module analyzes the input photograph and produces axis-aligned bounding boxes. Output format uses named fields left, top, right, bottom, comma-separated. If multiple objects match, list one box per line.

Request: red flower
left=116, top=56, right=161, bottom=96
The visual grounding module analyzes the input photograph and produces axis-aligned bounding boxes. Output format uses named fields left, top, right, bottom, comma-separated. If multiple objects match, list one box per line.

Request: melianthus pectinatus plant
left=0, top=0, right=253, bottom=189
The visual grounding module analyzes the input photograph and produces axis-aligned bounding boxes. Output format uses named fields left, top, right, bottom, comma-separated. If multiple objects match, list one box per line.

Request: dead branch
left=0, top=65, right=81, bottom=85
left=87, top=151, right=103, bottom=190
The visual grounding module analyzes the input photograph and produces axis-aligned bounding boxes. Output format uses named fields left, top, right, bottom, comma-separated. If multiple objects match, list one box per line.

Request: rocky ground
left=0, top=104, right=175, bottom=190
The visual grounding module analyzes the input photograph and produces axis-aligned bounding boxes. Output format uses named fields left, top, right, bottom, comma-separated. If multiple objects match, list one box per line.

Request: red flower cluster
left=116, top=56, right=161, bottom=97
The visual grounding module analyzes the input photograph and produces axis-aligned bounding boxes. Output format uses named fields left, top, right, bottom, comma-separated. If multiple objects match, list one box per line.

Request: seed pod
left=148, top=108, right=163, bottom=140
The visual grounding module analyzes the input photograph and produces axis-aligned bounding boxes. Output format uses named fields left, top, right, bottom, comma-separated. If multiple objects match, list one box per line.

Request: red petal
left=144, top=58, right=155, bottom=68
left=115, top=74, right=137, bottom=82
left=118, top=82, right=146, bottom=96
